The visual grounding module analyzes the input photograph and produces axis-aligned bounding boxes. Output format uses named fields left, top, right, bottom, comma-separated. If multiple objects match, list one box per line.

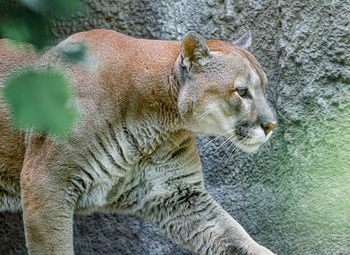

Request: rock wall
left=1, top=0, right=349, bottom=254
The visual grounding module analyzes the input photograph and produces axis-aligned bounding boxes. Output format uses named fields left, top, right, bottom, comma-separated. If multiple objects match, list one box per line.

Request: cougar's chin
left=226, top=135, right=263, bottom=153
left=240, top=141, right=264, bottom=152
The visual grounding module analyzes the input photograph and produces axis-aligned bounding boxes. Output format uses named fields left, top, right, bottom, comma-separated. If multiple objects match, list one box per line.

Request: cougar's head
left=177, top=31, right=277, bottom=152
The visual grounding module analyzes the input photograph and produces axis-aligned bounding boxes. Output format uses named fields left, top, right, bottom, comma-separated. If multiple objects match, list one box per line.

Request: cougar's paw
left=227, top=244, right=275, bottom=255
left=253, top=244, right=276, bottom=255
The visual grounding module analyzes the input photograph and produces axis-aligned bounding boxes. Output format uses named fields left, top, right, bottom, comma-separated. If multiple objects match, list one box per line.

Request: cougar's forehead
left=229, top=48, right=267, bottom=86
left=190, top=50, right=267, bottom=92
left=208, top=53, right=266, bottom=89
left=232, top=61, right=260, bottom=86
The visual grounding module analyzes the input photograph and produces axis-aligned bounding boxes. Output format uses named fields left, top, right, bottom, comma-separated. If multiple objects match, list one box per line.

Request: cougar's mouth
left=231, top=130, right=267, bottom=153
left=225, top=135, right=261, bottom=153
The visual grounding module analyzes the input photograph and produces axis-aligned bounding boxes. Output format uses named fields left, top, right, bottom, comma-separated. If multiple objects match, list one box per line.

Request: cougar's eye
left=236, top=88, right=249, bottom=98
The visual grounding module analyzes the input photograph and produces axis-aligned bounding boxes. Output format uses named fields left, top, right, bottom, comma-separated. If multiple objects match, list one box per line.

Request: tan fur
left=0, top=29, right=277, bottom=255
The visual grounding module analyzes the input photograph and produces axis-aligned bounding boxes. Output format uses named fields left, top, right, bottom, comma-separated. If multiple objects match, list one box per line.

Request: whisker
left=225, top=136, right=249, bottom=165
left=197, top=110, right=210, bottom=123
left=197, top=107, right=253, bottom=167
left=220, top=138, right=239, bottom=166
left=224, top=143, right=239, bottom=166
left=200, top=129, right=235, bottom=148
left=213, top=134, right=237, bottom=154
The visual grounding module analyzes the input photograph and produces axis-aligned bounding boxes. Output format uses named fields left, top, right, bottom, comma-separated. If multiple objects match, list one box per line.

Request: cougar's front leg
left=21, top=161, right=77, bottom=255
left=141, top=184, right=274, bottom=255
left=136, top=136, right=275, bottom=255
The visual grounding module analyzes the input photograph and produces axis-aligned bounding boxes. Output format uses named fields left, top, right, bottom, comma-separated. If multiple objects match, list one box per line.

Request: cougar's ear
left=233, top=31, right=251, bottom=49
left=180, top=31, right=210, bottom=72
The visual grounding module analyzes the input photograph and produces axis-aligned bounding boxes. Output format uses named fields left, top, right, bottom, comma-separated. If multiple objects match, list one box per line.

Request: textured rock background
left=1, top=0, right=349, bottom=254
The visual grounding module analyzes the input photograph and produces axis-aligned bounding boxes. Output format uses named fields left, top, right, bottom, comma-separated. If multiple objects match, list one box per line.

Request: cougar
left=0, top=29, right=277, bottom=255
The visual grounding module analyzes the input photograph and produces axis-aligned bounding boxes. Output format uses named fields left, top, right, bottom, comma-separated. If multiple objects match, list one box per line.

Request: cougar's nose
left=261, top=122, right=277, bottom=135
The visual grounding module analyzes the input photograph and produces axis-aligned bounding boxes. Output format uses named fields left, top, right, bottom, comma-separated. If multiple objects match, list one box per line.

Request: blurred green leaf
left=19, top=0, right=80, bottom=17
left=0, top=0, right=83, bottom=48
left=0, top=0, right=19, bottom=18
left=0, top=19, right=32, bottom=43
left=0, top=9, right=48, bottom=49
left=2, top=69, right=77, bottom=136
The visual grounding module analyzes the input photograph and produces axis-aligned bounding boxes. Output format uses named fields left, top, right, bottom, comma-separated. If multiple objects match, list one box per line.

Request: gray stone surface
left=1, top=0, right=350, bottom=254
